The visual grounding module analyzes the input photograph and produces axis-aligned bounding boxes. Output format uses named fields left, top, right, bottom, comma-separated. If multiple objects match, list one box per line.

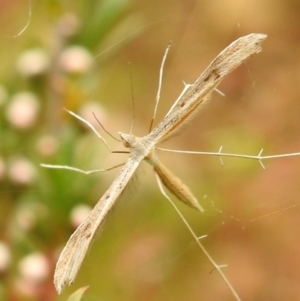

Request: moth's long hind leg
left=154, top=173, right=242, bottom=301
left=40, top=162, right=125, bottom=175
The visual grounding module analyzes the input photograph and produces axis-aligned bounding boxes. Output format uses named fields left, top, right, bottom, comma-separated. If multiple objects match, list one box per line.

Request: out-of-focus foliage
left=66, top=286, right=89, bottom=301
left=0, top=0, right=141, bottom=300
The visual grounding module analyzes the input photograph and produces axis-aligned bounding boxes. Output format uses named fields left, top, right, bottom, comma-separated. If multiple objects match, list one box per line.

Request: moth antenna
left=64, top=108, right=113, bottom=151
left=92, top=112, right=121, bottom=142
left=128, top=62, right=136, bottom=135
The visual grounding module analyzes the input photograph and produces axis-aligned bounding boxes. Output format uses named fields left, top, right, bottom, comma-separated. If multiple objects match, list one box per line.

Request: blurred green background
left=1, top=0, right=300, bottom=300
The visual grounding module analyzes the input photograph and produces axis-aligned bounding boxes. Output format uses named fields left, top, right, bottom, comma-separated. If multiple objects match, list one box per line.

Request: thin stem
left=7, top=0, right=31, bottom=38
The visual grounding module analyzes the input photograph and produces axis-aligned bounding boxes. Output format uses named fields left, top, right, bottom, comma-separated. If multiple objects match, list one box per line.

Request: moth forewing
left=51, top=33, right=267, bottom=295
left=150, top=33, right=267, bottom=143
left=54, top=156, right=142, bottom=294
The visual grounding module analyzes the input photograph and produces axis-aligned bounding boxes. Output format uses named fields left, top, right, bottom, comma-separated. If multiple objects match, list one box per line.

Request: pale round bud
left=17, top=49, right=50, bottom=76
left=0, top=242, right=11, bottom=273
left=58, top=45, right=93, bottom=74
left=36, top=135, right=59, bottom=156
left=6, top=92, right=39, bottom=129
left=8, top=157, right=36, bottom=185
left=18, top=252, right=50, bottom=283
left=57, top=13, right=80, bottom=37
left=70, top=204, right=91, bottom=228
left=79, top=101, right=107, bottom=128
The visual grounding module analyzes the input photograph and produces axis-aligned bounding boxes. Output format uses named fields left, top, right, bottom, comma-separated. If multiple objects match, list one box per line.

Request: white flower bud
left=6, top=92, right=39, bottom=129
left=58, top=45, right=93, bottom=74
left=17, top=49, right=50, bottom=76
left=8, top=157, right=36, bottom=185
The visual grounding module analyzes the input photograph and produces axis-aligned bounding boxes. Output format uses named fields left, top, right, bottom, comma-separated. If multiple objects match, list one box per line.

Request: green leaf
left=65, top=286, right=89, bottom=301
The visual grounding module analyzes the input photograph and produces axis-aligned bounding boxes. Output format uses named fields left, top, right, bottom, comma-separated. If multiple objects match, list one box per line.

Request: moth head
left=118, top=132, right=132, bottom=148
